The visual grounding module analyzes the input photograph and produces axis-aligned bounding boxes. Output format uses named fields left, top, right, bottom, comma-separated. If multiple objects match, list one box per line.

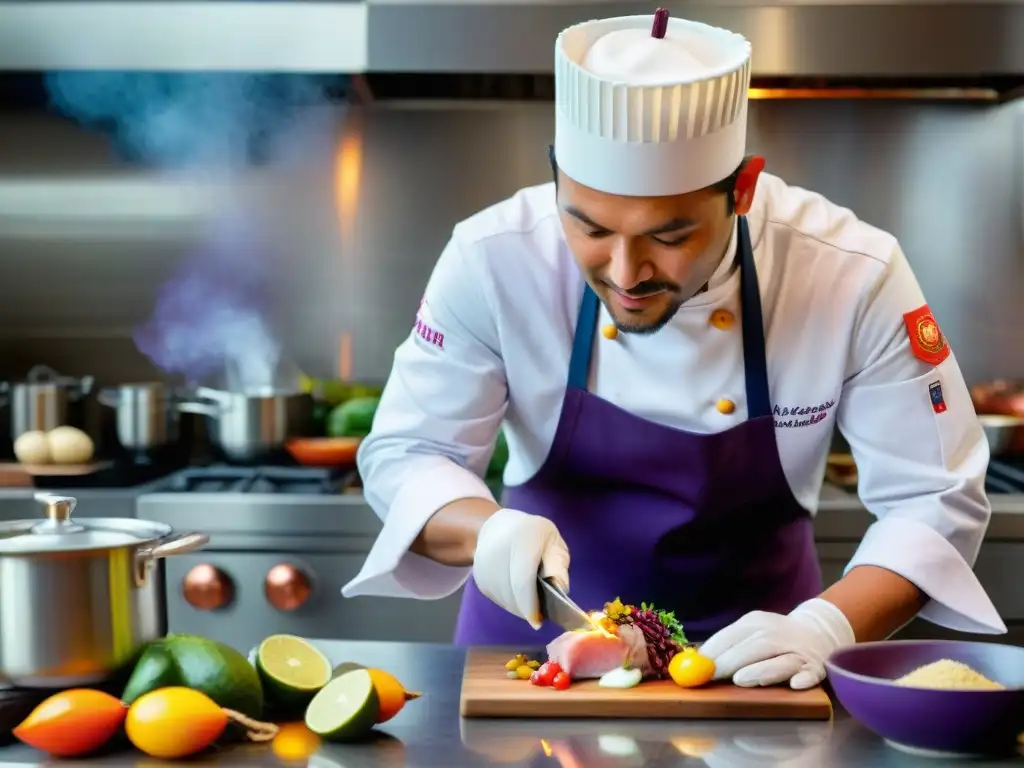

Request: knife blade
left=537, top=575, right=594, bottom=632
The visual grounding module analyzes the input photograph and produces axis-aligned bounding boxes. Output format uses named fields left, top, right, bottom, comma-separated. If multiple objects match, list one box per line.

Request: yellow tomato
left=668, top=648, right=716, bottom=688
left=126, top=687, right=227, bottom=759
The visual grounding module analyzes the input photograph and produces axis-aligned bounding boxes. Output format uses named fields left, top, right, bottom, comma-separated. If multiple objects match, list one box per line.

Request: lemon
left=125, top=687, right=227, bottom=759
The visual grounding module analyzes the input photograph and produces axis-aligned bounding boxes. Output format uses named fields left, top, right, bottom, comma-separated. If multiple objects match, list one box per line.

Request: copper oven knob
left=265, top=563, right=312, bottom=612
left=182, top=564, right=234, bottom=611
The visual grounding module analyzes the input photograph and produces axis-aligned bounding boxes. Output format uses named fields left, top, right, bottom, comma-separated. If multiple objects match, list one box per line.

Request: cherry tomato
left=532, top=661, right=560, bottom=687
left=552, top=672, right=571, bottom=690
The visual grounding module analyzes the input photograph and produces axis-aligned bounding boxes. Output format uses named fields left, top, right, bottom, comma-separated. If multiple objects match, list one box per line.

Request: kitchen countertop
left=0, top=640, right=1020, bottom=767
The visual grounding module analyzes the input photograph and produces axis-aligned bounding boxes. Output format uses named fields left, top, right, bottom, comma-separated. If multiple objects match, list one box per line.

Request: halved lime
left=256, top=634, right=333, bottom=716
left=305, top=669, right=380, bottom=742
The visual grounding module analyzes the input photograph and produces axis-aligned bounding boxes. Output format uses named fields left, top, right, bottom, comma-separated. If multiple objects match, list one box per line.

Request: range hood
left=1, top=1, right=1023, bottom=91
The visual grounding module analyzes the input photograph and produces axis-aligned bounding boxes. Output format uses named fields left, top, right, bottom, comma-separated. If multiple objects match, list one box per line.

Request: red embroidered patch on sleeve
left=903, top=304, right=950, bottom=366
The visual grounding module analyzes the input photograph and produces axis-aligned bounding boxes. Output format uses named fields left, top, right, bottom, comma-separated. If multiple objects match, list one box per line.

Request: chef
left=343, top=10, right=1006, bottom=689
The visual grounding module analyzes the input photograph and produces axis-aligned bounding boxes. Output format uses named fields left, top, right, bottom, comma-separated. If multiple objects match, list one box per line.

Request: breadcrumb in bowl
left=825, top=640, right=1024, bottom=757
left=893, top=659, right=1005, bottom=690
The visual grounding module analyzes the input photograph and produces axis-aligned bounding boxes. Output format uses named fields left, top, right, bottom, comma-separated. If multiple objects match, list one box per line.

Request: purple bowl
left=825, top=640, right=1024, bottom=757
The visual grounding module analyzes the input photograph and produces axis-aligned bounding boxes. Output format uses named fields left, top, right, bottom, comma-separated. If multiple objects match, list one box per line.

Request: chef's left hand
left=699, top=598, right=856, bottom=689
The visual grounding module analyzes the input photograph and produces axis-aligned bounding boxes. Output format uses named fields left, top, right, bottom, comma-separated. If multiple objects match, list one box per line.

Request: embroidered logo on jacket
left=773, top=400, right=836, bottom=428
left=903, top=304, right=950, bottom=366
left=413, top=298, right=445, bottom=350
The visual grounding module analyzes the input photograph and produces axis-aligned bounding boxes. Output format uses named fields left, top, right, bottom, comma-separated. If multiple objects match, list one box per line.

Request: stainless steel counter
left=1, top=639, right=1020, bottom=767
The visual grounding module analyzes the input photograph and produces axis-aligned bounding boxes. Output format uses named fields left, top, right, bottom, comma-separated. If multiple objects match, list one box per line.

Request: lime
left=121, top=634, right=264, bottom=718
left=256, top=635, right=332, bottom=715
left=305, top=669, right=379, bottom=742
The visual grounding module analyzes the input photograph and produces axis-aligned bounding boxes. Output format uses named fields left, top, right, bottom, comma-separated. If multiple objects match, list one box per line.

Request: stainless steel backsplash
left=0, top=99, right=1021, bottom=391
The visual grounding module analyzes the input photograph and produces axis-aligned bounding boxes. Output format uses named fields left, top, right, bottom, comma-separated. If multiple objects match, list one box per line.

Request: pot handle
left=175, top=400, right=223, bottom=417
left=26, top=366, right=94, bottom=400
left=176, top=386, right=229, bottom=416
left=134, top=532, right=210, bottom=587
left=97, top=387, right=120, bottom=408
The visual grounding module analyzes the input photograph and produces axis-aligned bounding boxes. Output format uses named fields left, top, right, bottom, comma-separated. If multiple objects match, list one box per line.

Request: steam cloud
left=44, top=73, right=341, bottom=391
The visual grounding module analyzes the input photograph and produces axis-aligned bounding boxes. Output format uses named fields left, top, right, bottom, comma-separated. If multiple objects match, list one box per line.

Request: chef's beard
left=596, top=259, right=723, bottom=335
left=598, top=283, right=684, bottom=335
left=598, top=235, right=734, bottom=334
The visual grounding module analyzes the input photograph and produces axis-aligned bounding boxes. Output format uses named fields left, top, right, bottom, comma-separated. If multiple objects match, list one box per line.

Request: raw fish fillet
left=546, top=624, right=650, bottom=679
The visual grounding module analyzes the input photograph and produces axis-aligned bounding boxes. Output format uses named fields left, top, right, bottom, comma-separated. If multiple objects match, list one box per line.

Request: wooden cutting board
left=0, top=461, right=113, bottom=487
left=460, top=649, right=833, bottom=720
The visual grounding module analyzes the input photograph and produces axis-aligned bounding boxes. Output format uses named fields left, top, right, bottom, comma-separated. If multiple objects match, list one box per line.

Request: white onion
left=46, top=426, right=95, bottom=465
left=14, top=431, right=51, bottom=465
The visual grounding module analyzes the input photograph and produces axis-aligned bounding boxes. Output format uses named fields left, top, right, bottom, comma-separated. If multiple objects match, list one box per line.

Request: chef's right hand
left=472, top=507, right=570, bottom=629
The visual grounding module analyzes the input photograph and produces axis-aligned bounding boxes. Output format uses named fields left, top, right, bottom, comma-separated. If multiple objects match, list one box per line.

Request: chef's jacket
left=342, top=171, right=1005, bottom=635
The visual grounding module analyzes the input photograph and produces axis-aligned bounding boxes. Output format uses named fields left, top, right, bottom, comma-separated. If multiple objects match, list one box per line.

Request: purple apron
left=454, top=216, right=822, bottom=645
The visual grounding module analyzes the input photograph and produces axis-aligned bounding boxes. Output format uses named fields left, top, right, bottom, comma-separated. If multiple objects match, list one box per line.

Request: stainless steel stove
left=985, top=458, right=1024, bottom=497
left=137, top=465, right=464, bottom=652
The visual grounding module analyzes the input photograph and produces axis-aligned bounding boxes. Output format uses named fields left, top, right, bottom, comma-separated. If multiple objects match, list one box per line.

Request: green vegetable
left=486, top=429, right=509, bottom=479
left=327, top=397, right=380, bottom=438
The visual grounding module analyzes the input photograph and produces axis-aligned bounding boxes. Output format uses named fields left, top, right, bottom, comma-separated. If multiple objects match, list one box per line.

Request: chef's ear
left=732, top=156, right=765, bottom=216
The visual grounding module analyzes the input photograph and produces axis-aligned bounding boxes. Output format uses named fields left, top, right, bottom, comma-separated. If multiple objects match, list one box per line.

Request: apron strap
left=738, top=216, right=772, bottom=420
left=567, top=215, right=772, bottom=420
left=567, top=281, right=600, bottom=391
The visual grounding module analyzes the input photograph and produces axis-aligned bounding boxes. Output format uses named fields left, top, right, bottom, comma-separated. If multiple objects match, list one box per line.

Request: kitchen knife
left=537, top=575, right=595, bottom=632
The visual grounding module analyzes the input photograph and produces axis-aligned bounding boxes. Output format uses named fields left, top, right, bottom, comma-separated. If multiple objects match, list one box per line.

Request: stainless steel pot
left=0, top=493, right=209, bottom=688
left=0, top=365, right=94, bottom=440
left=98, top=382, right=184, bottom=451
left=178, top=386, right=314, bottom=463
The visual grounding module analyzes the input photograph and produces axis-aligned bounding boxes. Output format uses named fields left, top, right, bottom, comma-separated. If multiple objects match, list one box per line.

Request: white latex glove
left=699, top=598, right=855, bottom=690
left=472, top=507, right=571, bottom=629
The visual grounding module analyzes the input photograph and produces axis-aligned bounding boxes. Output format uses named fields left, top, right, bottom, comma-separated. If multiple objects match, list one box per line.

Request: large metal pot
left=178, top=386, right=314, bottom=463
left=0, top=493, right=208, bottom=688
left=0, top=365, right=94, bottom=440
left=98, top=382, right=185, bottom=452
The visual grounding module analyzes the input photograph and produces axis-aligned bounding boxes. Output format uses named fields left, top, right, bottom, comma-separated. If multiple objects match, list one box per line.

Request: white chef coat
left=343, top=171, right=1005, bottom=635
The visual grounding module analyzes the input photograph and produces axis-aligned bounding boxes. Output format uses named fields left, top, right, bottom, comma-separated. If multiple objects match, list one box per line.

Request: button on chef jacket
left=342, top=15, right=1004, bottom=636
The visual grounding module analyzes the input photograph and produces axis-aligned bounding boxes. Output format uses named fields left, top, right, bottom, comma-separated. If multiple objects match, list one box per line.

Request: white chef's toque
left=554, top=12, right=752, bottom=197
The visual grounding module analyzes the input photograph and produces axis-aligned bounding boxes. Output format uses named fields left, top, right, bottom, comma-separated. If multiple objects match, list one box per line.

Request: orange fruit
left=668, top=648, right=716, bottom=688
left=14, top=689, right=127, bottom=757
left=366, top=668, right=421, bottom=723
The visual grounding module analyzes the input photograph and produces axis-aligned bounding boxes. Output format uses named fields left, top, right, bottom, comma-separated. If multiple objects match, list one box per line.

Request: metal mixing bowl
left=980, top=414, right=1024, bottom=454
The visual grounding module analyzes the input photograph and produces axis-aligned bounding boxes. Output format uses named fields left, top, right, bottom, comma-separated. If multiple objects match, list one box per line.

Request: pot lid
left=0, top=494, right=169, bottom=554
